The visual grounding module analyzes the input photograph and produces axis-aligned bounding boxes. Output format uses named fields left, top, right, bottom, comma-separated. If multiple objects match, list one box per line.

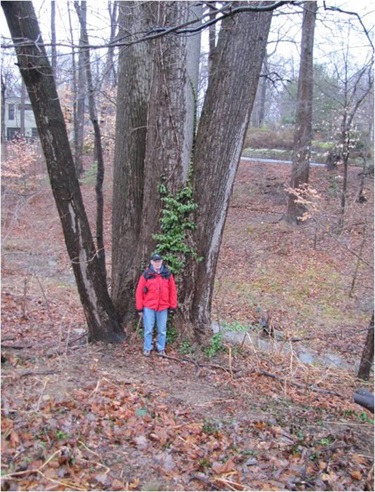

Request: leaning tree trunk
left=357, top=312, right=374, bottom=380
left=183, top=2, right=273, bottom=342
left=111, top=1, right=201, bottom=325
left=2, top=1, right=124, bottom=343
left=286, top=1, right=317, bottom=224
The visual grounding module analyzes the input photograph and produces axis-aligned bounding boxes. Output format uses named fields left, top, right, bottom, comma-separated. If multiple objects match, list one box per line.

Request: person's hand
left=168, top=308, right=176, bottom=315
left=138, top=311, right=143, bottom=317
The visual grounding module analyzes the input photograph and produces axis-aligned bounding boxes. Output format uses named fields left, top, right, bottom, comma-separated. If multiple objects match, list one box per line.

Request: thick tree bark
left=2, top=1, right=124, bottom=343
left=183, top=2, right=273, bottom=341
left=286, top=1, right=317, bottom=224
left=112, top=2, right=275, bottom=342
left=112, top=2, right=201, bottom=324
left=111, top=1, right=154, bottom=322
left=357, top=312, right=374, bottom=381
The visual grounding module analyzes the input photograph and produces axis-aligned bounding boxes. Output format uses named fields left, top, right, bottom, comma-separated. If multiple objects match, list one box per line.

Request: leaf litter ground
left=1, top=156, right=374, bottom=491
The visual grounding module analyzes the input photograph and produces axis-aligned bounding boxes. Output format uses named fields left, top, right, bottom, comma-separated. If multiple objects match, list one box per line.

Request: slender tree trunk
left=103, top=1, right=118, bottom=88
left=1, top=75, right=6, bottom=157
left=20, top=81, right=26, bottom=137
left=357, top=312, right=374, bottom=380
left=2, top=1, right=124, bottom=343
left=67, top=1, right=84, bottom=177
left=337, top=131, right=350, bottom=233
left=258, top=60, right=268, bottom=127
left=286, top=1, right=317, bottom=224
left=74, top=0, right=107, bottom=278
left=336, top=63, right=373, bottom=231
left=76, top=26, right=86, bottom=176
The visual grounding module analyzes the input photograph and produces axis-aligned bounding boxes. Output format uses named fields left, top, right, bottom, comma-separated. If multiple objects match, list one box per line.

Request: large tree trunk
left=111, top=1, right=154, bottom=322
left=286, top=1, right=317, bottom=224
left=2, top=1, right=124, bottom=343
left=111, top=2, right=201, bottom=324
left=183, top=3, right=273, bottom=342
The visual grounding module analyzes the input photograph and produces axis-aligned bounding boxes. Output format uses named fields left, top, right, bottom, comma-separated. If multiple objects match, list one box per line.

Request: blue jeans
left=143, top=307, right=168, bottom=352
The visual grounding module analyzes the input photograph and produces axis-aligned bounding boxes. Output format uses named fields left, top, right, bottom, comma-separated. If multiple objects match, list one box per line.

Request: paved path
left=241, top=156, right=326, bottom=167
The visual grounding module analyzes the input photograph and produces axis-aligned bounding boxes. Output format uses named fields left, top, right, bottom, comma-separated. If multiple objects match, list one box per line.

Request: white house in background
left=4, top=96, right=38, bottom=141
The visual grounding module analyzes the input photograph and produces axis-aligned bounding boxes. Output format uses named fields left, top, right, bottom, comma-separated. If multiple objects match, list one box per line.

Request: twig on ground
left=1, top=344, right=33, bottom=349
left=161, top=353, right=232, bottom=374
left=213, top=476, right=247, bottom=490
left=258, top=369, right=343, bottom=397
left=20, top=369, right=60, bottom=378
left=89, top=378, right=102, bottom=397
left=194, top=398, right=237, bottom=407
left=33, top=273, right=53, bottom=322
left=0, top=447, right=88, bottom=491
left=35, top=377, right=49, bottom=411
left=225, top=343, right=234, bottom=379
left=78, top=440, right=101, bottom=458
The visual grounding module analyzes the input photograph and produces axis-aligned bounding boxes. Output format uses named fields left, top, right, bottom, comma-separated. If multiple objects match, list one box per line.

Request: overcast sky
left=1, top=1, right=374, bottom=79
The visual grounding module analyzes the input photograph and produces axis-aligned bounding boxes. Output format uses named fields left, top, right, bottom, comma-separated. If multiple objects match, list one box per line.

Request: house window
left=8, top=104, right=15, bottom=120
left=31, top=128, right=38, bottom=138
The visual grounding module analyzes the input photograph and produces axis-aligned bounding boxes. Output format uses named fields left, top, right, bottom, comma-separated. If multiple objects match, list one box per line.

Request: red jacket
left=136, top=266, right=177, bottom=312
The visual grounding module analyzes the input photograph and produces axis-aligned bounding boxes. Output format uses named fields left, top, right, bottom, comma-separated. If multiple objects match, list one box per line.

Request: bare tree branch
left=2, top=1, right=292, bottom=52
left=323, top=2, right=375, bottom=52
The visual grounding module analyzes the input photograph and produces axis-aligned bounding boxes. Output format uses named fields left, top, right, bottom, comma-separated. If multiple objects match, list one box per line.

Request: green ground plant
left=204, top=332, right=224, bottom=357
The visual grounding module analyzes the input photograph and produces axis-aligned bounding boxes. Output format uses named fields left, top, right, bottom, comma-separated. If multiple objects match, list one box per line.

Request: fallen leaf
left=351, top=470, right=363, bottom=480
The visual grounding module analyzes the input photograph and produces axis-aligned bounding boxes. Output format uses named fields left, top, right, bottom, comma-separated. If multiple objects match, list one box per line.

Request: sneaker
left=158, top=350, right=166, bottom=356
left=143, top=350, right=151, bottom=357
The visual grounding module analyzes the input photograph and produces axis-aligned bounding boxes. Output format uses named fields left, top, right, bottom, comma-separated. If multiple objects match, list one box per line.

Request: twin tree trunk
left=112, top=2, right=273, bottom=342
left=2, top=1, right=124, bottom=343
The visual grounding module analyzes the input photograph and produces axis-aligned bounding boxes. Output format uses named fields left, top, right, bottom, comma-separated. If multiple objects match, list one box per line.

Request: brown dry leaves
left=2, top=156, right=374, bottom=490
left=1, top=337, right=374, bottom=491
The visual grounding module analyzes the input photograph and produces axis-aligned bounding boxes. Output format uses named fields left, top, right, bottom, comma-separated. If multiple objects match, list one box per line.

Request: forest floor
left=1, top=148, right=374, bottom=491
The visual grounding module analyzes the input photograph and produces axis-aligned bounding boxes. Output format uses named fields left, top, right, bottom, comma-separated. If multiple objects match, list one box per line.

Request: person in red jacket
left=136, top=253, right=177, bottom=356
